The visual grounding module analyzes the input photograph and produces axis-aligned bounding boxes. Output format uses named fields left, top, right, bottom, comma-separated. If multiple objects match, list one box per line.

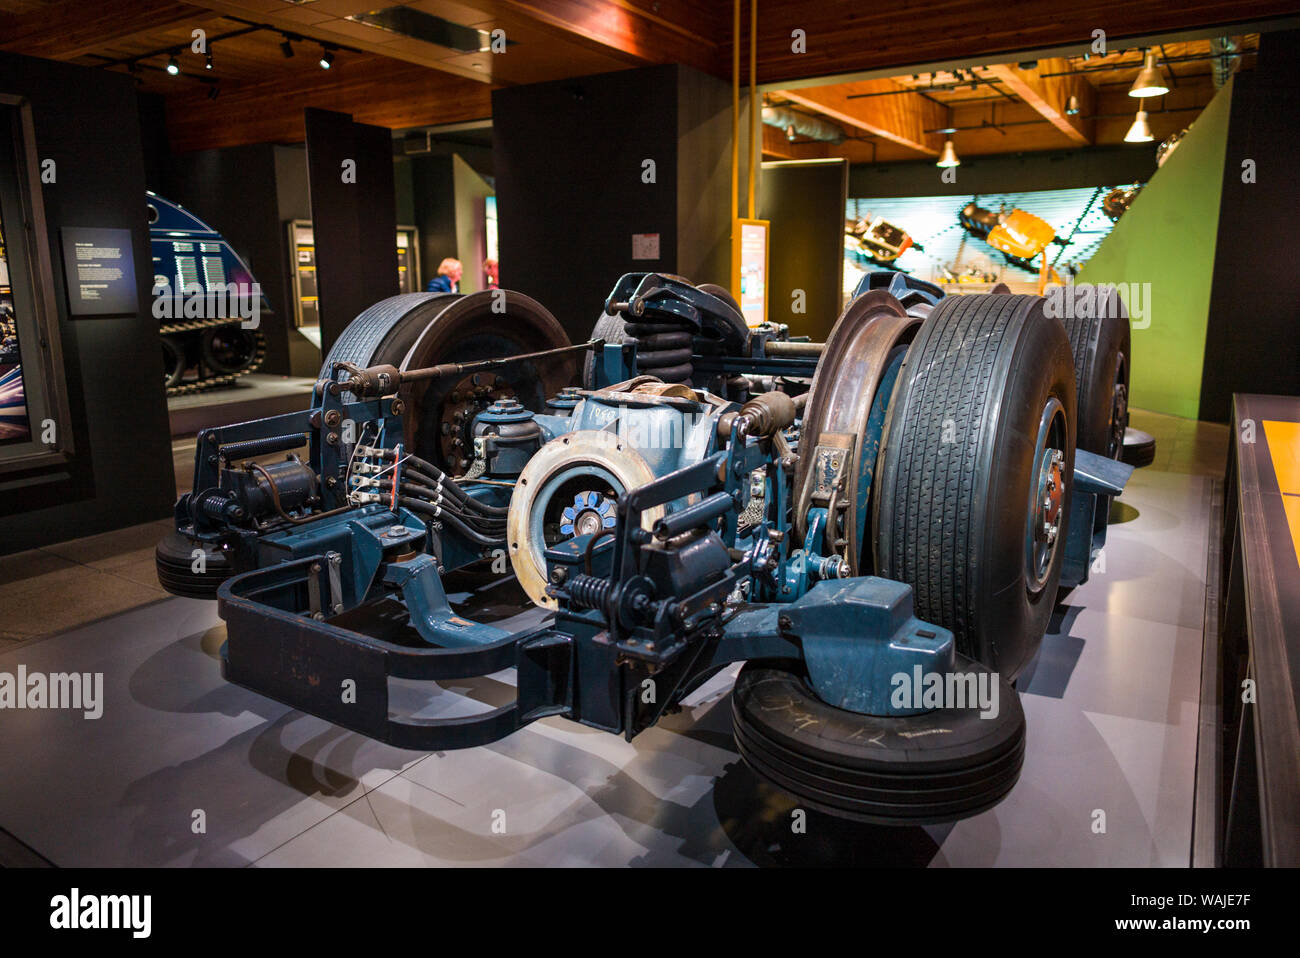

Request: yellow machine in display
left=960, top=201, right=1066, bottom=292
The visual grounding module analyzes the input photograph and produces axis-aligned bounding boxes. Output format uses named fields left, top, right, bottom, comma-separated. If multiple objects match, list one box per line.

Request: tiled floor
left=0, top=409, right=1225, bottom=866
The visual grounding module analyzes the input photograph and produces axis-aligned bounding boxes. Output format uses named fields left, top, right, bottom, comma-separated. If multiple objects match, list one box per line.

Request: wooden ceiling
left=0, top=0, right=1292, bottom=155
left=766, top=36, right=1261, bottom=164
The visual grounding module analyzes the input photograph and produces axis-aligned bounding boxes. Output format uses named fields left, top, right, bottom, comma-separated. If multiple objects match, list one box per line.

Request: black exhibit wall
left=0, top=51, right=174, bottom=554
left=167, top=144, right=297, bottom=377
left=493, top=64, right=739, bottom=343
left=1199, top=29, right=1300, bottom=422
left=396, top=153, right=457, bottom=290
left=760, top=158, right=848, bottom=341
left=305, top=108, right=398, bottom=357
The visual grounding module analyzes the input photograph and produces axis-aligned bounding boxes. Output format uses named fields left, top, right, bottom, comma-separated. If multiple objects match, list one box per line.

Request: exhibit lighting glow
left=166, top=55, right=180, bottom=76
left=1129, top=51, right=1169, bottom=98
left=1065, top=95, right=1080, bottom=116
left=319, top=49, right=334, bottom=69
left=936, top=139, right=961, bottom=167
left=1125, top=109, right=1154, bottom=143
left=205, top=54, right=213, bottom=71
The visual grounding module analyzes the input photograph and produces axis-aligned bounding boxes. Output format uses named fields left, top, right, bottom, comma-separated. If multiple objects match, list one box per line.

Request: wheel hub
left=560, top=491, right=617, bottom=539
left=1108, top=381, right=1128, bottom=459
left=1026, top=396, right=1067, bottom=592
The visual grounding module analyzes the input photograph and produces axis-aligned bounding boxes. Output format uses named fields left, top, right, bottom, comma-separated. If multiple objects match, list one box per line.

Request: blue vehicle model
left=148, top=192, right=269, bottom=394
left=156, top=269, right=1136, bottom=824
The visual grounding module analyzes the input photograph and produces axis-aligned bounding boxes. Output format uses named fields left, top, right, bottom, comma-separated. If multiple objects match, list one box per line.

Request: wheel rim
left=1025, top=397, right=1068, bottom=592
left=506, top=431, right=663, bottom=608
left=792, top=289, right=920, bottom=572
left=399, top=290, right=574, bottom=472
left=1107, top=355, right=1129, bottom=460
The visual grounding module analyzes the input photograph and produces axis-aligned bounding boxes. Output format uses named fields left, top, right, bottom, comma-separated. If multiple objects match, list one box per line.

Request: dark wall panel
left=493, top=65, right=679, bottom=343
left=0, top=51, right=174, bottom=554
left=305, top=108, right=398, bottom=357
left=760, top=159, right=848, bottom=341
left=168, top=144, right=292, bottom=376
left=1200, top=30, right=1300, bottom=422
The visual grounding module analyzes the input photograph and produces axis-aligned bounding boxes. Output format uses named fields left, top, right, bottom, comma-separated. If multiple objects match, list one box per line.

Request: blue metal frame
left=189, top=270, right=1130, bottom=752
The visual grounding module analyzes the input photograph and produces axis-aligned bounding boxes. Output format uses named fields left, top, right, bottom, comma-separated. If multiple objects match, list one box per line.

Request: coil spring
left=219, top=432, right=305, bottom=462
left=197, top=491, right=241, bottom=522
left=567, top=573, right=613, bottom=612
left=625, top=317, right=694, bottom=384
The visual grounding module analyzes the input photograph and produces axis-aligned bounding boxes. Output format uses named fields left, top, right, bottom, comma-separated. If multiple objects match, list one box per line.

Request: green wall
left=1077, top=79, right=1234, bottom=419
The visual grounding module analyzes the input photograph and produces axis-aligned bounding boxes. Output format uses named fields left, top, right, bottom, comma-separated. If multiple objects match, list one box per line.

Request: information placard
left=61, top=226, right=138, bottom=316
left=732, top=218, right=769, bottom=328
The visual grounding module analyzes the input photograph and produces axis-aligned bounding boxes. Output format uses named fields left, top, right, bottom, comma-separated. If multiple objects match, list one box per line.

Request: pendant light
left=1124, top=109, right=1153, bottom=143
left=936, top=139, right=961, bottom=167
left=1129, top=51, right=1169, bottom=98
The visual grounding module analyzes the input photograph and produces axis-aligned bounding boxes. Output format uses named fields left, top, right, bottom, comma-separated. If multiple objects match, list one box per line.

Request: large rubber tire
left=155, top=532, right=235, bottom=599
left=1121, top=426, right=1156, bottom=468
left=320, top=292, right=462, bottom=398
left=874, top=294, right=1076, bottom=679
left=321, top=291, right=573, bottom=472
left=732, top=658, right=1026, bottom=825
left=1059, top=286, right=1130, bottom=461
left=162, top=335, right=186, bottom=389
left=582, top=312, right=631, bottom=389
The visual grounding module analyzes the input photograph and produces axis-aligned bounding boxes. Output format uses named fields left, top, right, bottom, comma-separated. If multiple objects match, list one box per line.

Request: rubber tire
left=200, top=326, right=261, bottom=376
left=1122, top=427, right=1156, bottom=468
left=319, top=292, right=461, bottom=393
left=155, top=531, right=234, bottom=599
left=1059, top=287, right=1130, bottom=460
left=1059, top=287, right=1130, bottom=531
left=874, top=293, right=1076, bottom=679
left=731, top=658, right=1026, bottom=825
left=162, top=335, right=186, bottom=389
left=583, top=312, right=631, bottom=389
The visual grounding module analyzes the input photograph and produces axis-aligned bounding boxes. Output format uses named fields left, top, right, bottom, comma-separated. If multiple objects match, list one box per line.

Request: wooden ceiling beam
left=0, top=0, right=204, bottom=60
left=761, top=121, right=830, bottom=160
left=774, top=79, right=948, bottom=156
left=978, top=59, right=1093, bottom=145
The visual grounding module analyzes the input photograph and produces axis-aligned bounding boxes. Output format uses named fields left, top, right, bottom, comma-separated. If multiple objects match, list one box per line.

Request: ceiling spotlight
left=280, top=38, right=294, bottom=59
left=319, top=48, right=334, bottom=69
left=1124, top=109, right=1154, bottom=143
left=205, top=53, right=213, bottom=71
left=1128, top=51, right=1169, bottom=98
left=207, top=85, right=219, bottom=100
left=166, top=54, right=180, bottom=76
left=937, top=138, right=961, bottom=167
left=1065, top=94, right=1081, bottom=116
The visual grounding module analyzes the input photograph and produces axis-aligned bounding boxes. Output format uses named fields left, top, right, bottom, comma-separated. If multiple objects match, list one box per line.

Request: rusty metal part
left=792, top=289, right=921, bottom=574
left=629, top=381, right=696, bottom=400
left=764, top=340, right=826, bottom=357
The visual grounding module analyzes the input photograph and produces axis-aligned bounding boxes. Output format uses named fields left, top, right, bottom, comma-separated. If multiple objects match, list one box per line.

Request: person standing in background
left=483, top=258, right=499, bottom=289
left=426, top=257, right=462, bottom=293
